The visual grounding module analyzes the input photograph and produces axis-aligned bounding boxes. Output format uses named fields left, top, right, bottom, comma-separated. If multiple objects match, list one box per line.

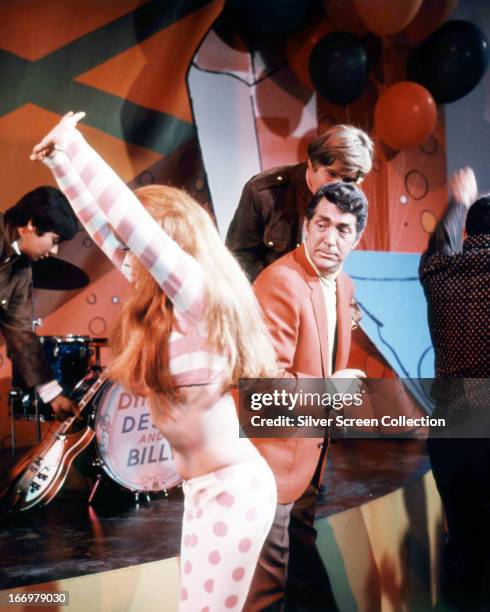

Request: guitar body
left=1, top=373, right=105, bottom=513
left=3, top=427, right=95, bottom=511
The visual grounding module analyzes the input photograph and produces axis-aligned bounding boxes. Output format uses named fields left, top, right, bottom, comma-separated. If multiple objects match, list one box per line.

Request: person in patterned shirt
left=419, top=167, right=490, bottom=609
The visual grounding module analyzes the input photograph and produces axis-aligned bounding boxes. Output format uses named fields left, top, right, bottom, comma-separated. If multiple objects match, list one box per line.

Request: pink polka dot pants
left=179, top=456, right=277, bottom=611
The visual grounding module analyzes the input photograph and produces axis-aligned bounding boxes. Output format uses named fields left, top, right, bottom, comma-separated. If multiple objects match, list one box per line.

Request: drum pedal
left=134, top=492, right=152, bottom=506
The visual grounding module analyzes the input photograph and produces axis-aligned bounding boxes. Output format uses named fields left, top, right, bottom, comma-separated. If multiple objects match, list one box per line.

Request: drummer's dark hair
left=5, top=186, right=78, bottom=241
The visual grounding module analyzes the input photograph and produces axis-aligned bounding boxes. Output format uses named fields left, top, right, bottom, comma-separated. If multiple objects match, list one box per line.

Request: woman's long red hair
left=109, top=185, right=276, bottom=399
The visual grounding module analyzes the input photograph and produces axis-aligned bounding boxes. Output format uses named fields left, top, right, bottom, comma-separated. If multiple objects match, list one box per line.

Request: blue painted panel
left=344, top=251, right=435, bottom=412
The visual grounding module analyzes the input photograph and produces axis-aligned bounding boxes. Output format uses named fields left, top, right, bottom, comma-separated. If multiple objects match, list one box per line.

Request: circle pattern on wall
left=421, top=210, right=437, bottom=234
left=419, top=135, right=438, bottom=155
left=89, top=317, right=108, bottom=336
left=405, top=170, right=429, bottom=201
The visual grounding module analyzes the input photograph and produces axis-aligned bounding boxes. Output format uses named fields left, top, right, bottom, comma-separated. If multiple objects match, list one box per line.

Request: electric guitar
left=0, top=373, right=106, bottom=512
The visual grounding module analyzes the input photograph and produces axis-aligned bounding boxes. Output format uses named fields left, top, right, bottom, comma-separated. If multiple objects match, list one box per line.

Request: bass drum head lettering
left=91, top=383, right=181, bottom=492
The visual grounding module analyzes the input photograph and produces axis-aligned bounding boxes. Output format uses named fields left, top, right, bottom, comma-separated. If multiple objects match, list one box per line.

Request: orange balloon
left=375, top=82, right=437, bottom=150
left=321, top=0, right=368, bottom=37
left=404, top=0, right=458, bottom=42
left=287, top=19, right=333, bottom=89
left=353, top=0, right=424, bottom=37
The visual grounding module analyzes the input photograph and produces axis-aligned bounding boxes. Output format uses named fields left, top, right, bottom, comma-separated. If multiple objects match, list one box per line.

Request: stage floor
left=0, top=438, right=430, bottom=591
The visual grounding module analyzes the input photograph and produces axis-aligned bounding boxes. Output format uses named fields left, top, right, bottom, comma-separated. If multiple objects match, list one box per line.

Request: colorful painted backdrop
left=0, top=0, right=448, bottom=447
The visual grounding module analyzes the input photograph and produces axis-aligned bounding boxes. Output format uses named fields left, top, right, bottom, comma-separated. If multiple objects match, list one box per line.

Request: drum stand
left=87, top=470, right=167, bottom=508
left=8, top=389, right=17, bottom=458
left=133, top=492, right=152, bottom=506
left=87, top=474, right=102, bottom=504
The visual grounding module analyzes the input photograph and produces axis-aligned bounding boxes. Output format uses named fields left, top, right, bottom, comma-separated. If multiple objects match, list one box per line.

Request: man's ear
left=352, top=233, right=362, bottom=250
left=302, top=218, right=309, bottom=241
left=17, top=224, right=33, bottom=237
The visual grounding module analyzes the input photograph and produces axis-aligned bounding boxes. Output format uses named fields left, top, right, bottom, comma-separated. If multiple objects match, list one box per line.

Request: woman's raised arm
left=32, top=112, right=205, bottom=318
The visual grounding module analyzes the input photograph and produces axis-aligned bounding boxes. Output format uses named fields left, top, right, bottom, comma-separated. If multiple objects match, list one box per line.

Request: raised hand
left=30, top=111, right=85, bottom=161
left=449, top=167, right=477, bottom=209
left=331, top=368, right=366, bottom=396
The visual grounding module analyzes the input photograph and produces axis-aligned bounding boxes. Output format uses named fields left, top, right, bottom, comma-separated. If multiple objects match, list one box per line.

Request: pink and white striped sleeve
left=43, top=150, right=130, bottom=279
left=45, top=128, right=205, bottom=319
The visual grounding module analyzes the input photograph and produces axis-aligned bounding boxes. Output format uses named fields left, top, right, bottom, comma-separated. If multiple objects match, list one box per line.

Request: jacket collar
left=292, top=162, right=310, bottom=217
left=0, top=215, right=21, bottom=265
left=293, top=244, right=351, bottom=375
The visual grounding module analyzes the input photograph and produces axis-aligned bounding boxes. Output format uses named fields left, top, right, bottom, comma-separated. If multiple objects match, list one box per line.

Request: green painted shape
left=0, top=0, right=216, bottom=154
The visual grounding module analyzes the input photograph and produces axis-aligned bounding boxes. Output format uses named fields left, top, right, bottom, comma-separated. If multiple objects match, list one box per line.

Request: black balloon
left=309, top=32, right=368, bottom=106
left=407, top=20, right=489, bottom=104
left=227, top=0, right=314, bottom=41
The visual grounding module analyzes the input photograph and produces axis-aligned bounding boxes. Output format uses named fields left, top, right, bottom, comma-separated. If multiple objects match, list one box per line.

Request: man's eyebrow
left=315, top=214, right=332, bottom=222
left=315, top=215, right=354, bottom=227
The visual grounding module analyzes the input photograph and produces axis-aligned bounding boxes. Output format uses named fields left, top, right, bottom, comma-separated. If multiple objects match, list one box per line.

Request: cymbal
left=32, top=257, right=89, bottom=290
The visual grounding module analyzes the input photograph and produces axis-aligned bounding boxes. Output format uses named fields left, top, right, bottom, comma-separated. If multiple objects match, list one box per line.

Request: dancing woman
left=32, top=112, right=277, bottom=611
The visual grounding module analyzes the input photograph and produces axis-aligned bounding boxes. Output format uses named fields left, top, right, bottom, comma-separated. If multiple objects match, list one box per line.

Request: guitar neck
left=46, top=375, right=108, bottom=439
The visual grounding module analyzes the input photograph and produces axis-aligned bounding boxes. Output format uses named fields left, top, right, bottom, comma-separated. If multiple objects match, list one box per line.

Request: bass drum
left=88, top=381, right=181, bottom=493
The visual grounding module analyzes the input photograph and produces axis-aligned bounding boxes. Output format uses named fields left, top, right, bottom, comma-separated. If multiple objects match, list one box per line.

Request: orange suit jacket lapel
left=294, top=245, right=330, bottom=377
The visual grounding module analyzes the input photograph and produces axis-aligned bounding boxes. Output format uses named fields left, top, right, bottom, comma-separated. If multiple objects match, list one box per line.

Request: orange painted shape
left=76, top=1, right=224, bottom=124
left=0, top=0, right=149, bottom=61
left=0, top=104, right=163, bottom=211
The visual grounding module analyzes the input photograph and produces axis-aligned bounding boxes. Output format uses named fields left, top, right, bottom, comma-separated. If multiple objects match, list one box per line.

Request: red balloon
left=321, top=0, right=368, bottom=37
left=287, top=19, right=333, bottom=89
left=404, top=0, right=458, bottom=42
left=375, top=82, right=437, bottom=150
left=354, top=0, right=423, bottom=37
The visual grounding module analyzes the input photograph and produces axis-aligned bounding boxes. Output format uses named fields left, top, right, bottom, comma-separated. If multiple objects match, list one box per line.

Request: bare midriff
left=148, top=384, right=259, bottom=480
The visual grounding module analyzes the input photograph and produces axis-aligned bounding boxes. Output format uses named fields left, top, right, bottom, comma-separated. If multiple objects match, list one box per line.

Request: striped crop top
left=44, top=127, right=229, bottom=387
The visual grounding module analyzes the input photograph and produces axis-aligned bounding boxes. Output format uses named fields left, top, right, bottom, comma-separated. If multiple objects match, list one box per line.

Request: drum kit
left=3, top=258, right=181, bottom=512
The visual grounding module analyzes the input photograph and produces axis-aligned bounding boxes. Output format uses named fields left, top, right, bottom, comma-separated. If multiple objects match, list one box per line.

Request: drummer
left=1, top=187, right=79, bottom=419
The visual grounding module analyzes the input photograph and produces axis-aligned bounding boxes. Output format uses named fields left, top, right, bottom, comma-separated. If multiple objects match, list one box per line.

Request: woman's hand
left=30, top=111, right=85, bottom=161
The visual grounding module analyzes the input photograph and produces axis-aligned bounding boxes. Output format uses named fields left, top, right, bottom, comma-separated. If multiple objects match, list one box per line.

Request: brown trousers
left=244, top=481, right=338, bottom=611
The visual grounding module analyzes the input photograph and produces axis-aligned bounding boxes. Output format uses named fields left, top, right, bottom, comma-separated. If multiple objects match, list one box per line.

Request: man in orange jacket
left=246, top=181, right=367, bottom=611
